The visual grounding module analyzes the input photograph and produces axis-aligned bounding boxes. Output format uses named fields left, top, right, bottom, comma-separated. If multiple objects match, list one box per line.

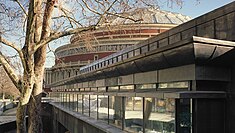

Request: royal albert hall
left=44, top=8, right=191, bottom=87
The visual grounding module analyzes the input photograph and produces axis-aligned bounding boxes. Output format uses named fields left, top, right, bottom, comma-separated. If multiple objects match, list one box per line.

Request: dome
left=100, top=7, right=191, bottom=25
left=53, top=8, right=191, bottom=71
left=48, top=8, right=191, bottom=84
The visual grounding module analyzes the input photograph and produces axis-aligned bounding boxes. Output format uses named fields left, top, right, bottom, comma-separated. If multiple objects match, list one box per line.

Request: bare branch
left=0, top=36, right=27, bottom=71
left=95, top=0, right=118, bottom=26
left=0, top=52, right=22, bottom=91
left=52, top=15, right=83, bottom=27
left=81, top=0, right=102, bottom=15
left=35, top=25, right=97, bottom=51
left=0, top=36, right=22, bottom=52
left=59, top=7, right=81, bottom=28
left=14, top=0, right=28, bottom=16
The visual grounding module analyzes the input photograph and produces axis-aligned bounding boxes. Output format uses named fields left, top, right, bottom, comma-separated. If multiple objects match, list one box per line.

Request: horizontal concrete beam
left=164, top=91, right=227, bottom=99
left=51, top=103, right=125, bottom=133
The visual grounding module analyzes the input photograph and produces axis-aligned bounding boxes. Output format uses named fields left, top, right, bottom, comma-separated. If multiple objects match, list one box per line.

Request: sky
left=161, top=0, right=234, bottom=18
left=43, top=0, right=234, bottom=67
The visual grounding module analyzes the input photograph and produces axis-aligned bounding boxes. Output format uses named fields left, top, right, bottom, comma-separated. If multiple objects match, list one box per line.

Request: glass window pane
left=123, top=53, right=128, bottom=60
left=69, top=93, right=73, bottom=110
left=136, top=84, right=156, bottom=90
left=118, top=55, right=122, bottom=62
left=120, top=85, right=134, bottom=91
left=83, top=95, right=90, bottom=116
left=62, top=93, right=66, bottom=107
left=59, top=93, right=62, bottom=105
left=141, top=45, right=148, bottom=53
left=109, top=96, right=123, bottom=128
left=73, top=94, right=77, bottom=111
left=65, top=93, right=70, bottom=109
left=90, top=95, right=98, bottom=119
left=149, top=42, right=158, bottom=51
left=145, top=98, right=175, bottom=133
left=98, top=95, right=109, bottom=122
left=125, top=97, right=143, bottom=132
left=159, top=81, right=189, bottom=89
left=135, top=49, right=141, bottom=56
left=108, top=86, right=119, bottom=92
left=128, top=51, right=134, bottom=58
left=98, top=87, right=106, bottom=92
left=77, top=94, right=83, bottom=113
left=177, top=99, right=192, bottom=133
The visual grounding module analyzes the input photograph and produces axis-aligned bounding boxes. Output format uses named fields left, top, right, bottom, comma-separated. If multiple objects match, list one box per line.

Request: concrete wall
left=146, top=2, right=235, bottom=48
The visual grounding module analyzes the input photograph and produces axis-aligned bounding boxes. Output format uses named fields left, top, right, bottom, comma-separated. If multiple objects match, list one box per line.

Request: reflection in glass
left=145, top=98, right=175, bottom=133
left=83, top=95, right=90, bottom=116
left=59, top=93, right=63, bottom=105
left=62, top=93, right=66, bottom=107
left=178, top=99, right=191, bottom=133
left=125, top=97, right=143, bottom=132
left=159, top=81, right=188, bottom=89
left=98, top=95, right=109, bottom=122
left=90, top=95, right=98, bottom=119
left=76, top=94, right=83, bottom=113
left=65, top=93, right=70, bottom=109
left=108, top=86, right=119, bottom=92
left=109, top=96, right=123, bottom=128
left=120, top=85, right=134, bottom=91
left=69, top=93, right=73, bottom=109
left=98, top=87, right=106, bottom=92
left=73, top=94, right=77, bottom=112
left=136, top=84, right=156, bottom=90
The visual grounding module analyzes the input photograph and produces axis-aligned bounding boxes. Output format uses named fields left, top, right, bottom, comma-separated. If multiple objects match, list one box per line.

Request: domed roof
left=102, top=8, right=191, bottom=25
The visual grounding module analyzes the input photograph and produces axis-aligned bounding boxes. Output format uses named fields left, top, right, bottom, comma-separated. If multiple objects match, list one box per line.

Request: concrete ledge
left=51, top=102, right=126, bottom=133
left=164, top=91, right=227, bottom=99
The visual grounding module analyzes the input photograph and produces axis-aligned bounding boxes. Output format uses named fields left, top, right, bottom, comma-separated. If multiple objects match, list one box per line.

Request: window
left=128, top=51, right=134, bottom=58
left=134, top=48, right=141, bottom=56
left=109, top=96, right=123, bottom=128
left=158, top=81, right=189, bottom=89
left=77, top=94, right=83, bottom=113
left=141, top=45, right=149, bottom=53
left=118, top=55, right=122, bottom=62
left=123, top=53, right=128, bottom=60
left=149, top=41, right=158, bottom=50
left=98, top=95, right=109, bottom=122
left=125, top=97, right=143, bottom=132
left=90, top=95, right=98, bottom=119
left=94, top=55, right=99, bottom=60
left=83, top=95, right=90, bottom=116
left=145, top=98, right=175, bottom=133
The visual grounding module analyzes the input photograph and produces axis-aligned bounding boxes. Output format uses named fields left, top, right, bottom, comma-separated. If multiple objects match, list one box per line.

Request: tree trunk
left=16, top=103, right=27, bottom=133
left=28, top=92, right=42, bottom=133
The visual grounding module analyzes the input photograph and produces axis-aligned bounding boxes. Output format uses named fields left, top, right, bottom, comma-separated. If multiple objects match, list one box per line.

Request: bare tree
left=0, top=65, right=20, bottom=99
left=0, top=0, right=184, bottom=132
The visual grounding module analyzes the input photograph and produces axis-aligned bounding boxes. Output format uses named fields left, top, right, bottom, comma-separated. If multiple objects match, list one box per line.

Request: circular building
left=45, top=8, right=191, bottom=85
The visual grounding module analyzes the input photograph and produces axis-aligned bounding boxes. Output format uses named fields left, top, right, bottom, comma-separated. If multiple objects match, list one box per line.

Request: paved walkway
left=0, top=107, right=17, bottom=125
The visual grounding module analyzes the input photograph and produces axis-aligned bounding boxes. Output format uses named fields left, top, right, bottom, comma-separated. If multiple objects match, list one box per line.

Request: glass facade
left=159, top=82, right=189, bottom=89
left=77, top=94, right=83, bottom=113
left=98, top=95, right=109, bottom=122
left=50, top=93, right=187, bottom=133
left=83, top=95, right=90, bottom=116
left=125, top=97, right=143, bottom=132
left=145, top=98, right=175, bottom=133
left=90, top=95, right=98, bottom=119
left=109, top=96, right=123, bottom=128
